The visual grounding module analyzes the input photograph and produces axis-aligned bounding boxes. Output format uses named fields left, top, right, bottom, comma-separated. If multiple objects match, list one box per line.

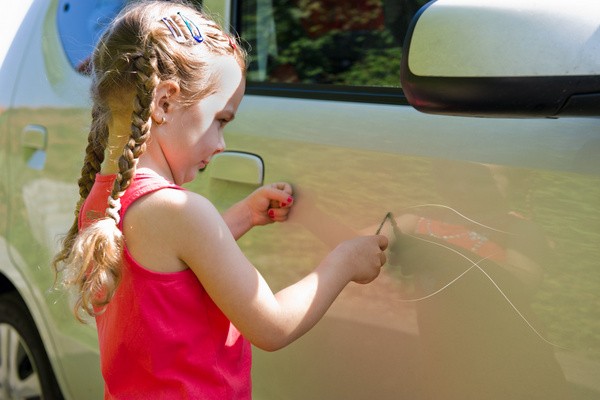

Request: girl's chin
left=183, top=169, right=200, bottom=184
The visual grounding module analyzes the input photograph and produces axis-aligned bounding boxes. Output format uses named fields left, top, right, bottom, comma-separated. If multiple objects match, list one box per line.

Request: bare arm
left=168, top=191, right=387, bottom=351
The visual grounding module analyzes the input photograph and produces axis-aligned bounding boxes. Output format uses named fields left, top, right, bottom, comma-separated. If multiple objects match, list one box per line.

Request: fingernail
left=281, top=197, right=293, bottom=207
left=268, top=209, right=275, bottom=218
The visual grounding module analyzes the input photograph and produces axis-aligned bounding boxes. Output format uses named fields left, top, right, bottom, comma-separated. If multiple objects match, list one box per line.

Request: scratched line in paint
left=376, top=206, right=567, bottom=350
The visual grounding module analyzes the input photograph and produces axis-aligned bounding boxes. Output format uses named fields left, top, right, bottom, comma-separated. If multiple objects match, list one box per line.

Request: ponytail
left=54, top=48, right=159, bottom=321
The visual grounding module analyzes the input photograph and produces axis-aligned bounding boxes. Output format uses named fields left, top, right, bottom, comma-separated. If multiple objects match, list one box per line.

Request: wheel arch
left=0, top=267, right=70, bottom=399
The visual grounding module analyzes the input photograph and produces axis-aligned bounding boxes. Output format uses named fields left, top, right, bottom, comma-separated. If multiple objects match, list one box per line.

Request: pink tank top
left=79, top=171, right=252, bottom=399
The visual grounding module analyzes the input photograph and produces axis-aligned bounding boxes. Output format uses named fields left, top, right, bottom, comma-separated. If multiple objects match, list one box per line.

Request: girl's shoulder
left=127, top=182, right=219, bottom=227
left=122, top=177, right=224, bottom=273
left=125, top=168, right=214, bottom=215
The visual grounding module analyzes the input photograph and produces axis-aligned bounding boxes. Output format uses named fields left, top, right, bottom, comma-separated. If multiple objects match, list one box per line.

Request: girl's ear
left=152, top=81, right=181, bottom=121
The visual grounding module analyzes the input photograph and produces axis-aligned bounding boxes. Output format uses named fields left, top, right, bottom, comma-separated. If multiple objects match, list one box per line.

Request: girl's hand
left=246, top=182, right=294, bottom=226
left=325, top=235, right=389, bottom=284
left=223, top=182, right=294, bottom=240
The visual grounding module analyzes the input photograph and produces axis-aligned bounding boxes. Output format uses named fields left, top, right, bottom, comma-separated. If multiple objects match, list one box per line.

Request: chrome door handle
left=206, top=151, right=265, bottom=186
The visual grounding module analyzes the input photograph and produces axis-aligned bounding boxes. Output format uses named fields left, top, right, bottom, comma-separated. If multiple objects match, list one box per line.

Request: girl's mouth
left=198, top=160, right=209, bottom=171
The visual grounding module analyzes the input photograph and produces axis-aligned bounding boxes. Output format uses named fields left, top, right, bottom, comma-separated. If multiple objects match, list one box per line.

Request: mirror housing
left=400, top=0, right=600, bottom=118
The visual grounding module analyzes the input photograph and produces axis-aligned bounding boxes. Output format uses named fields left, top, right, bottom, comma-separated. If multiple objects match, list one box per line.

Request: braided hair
left=53, top=0, right=246, bottom=321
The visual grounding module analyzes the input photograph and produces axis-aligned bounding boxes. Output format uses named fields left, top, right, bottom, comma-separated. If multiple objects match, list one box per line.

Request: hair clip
left=228, top=35, right=237, bottom=50
left=177, top=12, right=203, bottom=43
left=161, top=16, right=186, bottom=43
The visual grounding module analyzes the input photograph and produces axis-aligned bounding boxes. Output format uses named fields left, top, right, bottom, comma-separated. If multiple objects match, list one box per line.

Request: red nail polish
left=280, top=202, right=287, bottom=207
left=268, top=209, right=275, bottom=218
left=287, top=197, right=293, bottom=203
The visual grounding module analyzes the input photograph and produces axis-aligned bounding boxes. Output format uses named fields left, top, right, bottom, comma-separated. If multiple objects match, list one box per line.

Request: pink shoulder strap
left=117, top=173, right=184, bottom=230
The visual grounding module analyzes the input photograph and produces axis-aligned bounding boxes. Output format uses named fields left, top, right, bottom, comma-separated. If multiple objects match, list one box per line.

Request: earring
left=153, top=115, right=166, bottom=125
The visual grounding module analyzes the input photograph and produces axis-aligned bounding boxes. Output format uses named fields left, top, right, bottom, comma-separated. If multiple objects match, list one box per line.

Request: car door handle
left=206, top=151, right=264, bottom=186
left=21, top=124, right=48, bottom=170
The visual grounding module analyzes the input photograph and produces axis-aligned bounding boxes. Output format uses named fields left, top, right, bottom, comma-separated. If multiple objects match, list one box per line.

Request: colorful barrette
left=177, top=12, right=204, bottom=43
left=228, top=35, right=237, bottom=50
left=161, top=16, right=186, bottom=43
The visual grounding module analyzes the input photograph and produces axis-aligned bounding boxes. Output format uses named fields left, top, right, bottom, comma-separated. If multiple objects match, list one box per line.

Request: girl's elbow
left=252, top=341, right=284, bottom=352
left=248, top=330, right=293, bottom=352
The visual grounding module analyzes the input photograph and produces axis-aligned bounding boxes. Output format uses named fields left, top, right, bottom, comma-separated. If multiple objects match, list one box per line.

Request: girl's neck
left=136, top=155, right=176, bottom=184
left=101, top=120, right=176, bottom=183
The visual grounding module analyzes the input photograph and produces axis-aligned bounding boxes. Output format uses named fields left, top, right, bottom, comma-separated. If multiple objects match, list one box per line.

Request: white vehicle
left=1, top=0, right=599, bottom=399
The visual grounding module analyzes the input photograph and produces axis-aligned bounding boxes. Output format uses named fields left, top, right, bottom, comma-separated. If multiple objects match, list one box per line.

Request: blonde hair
left=53, top=0, right=246, bottom=321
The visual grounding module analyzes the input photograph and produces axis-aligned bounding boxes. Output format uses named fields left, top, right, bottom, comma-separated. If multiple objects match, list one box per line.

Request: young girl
left=53, top=1, right=388, bottom=398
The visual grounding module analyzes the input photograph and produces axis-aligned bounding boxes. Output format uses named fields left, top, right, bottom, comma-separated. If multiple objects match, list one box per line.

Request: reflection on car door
left=6, top=0, right=103, bottom=397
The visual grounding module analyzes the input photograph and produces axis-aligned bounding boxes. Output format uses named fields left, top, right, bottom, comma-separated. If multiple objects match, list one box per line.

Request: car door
left=193, top=1, right=600, bottom=399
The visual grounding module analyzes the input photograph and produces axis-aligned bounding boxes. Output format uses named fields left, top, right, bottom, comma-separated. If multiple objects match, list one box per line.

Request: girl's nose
left=215, top=136, right=226, bottom=154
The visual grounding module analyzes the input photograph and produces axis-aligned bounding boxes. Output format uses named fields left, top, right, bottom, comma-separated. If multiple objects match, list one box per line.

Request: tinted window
left=239, top=0, right=428, bottom=88
left=57, top=0, right=126, bottom=73
left=56, top=0, right=203, bottom=74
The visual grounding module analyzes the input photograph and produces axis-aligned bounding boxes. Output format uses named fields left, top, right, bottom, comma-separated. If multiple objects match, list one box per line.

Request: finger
left=379, top=251, right=387, bottom=267
left=271, top=182, right=293, bottom=196
left=376, top=234, right=389, bottom=251
left=268, top=207, right=291, bottom=222
left=264, top=185, right=294, bottom=208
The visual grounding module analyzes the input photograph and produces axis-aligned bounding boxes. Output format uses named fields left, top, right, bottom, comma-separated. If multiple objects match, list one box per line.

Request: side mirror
left=401, top=0, right=600, bottom=118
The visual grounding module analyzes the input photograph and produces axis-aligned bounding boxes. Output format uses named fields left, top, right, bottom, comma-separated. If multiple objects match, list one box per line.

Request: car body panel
left=1, top=1, right=102, bottom=399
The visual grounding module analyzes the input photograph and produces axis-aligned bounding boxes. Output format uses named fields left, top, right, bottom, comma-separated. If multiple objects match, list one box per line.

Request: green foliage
left=241, top=0, right=418, bottom=87
left=336, top=46, right=402, bottom=87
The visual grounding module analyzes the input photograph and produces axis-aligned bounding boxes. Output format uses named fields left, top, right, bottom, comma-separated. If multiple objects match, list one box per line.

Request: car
left=0, top=0, right=599, bottom=399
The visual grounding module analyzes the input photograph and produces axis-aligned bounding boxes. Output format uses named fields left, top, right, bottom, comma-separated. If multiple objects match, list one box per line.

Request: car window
left=239, top=0, right=428, bottom=89
left=56, top=0, right=126, bottom=73
left=56, top=0, right=203, bottom=74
